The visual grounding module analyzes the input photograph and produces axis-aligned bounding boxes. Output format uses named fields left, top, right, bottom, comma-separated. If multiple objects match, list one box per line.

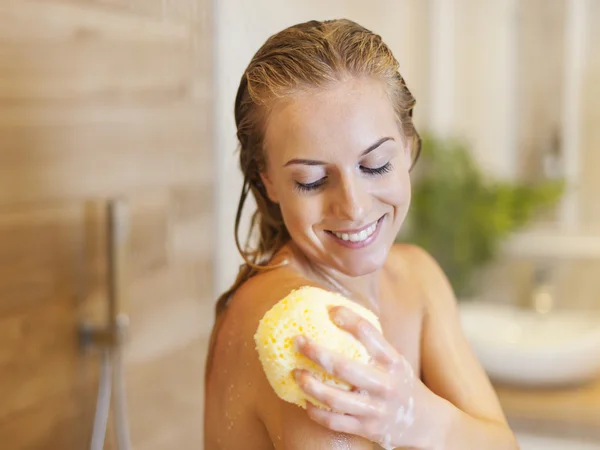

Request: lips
left=329, top=221, right=378, bottom=243
left=324, top=216, right=385, bottom=248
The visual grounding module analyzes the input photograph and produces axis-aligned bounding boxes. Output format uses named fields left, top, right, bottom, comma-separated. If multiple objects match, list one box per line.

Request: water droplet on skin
left=380, top=434, right=393, bottom=450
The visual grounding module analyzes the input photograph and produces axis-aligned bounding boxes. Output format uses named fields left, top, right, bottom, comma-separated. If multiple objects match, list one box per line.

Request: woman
left=204, top=19, right=518, bottom=449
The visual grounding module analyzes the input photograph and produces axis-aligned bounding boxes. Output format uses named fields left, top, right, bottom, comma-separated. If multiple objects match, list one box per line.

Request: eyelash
left=361, top=162, right=393, bottom=176
left=294, top=162, right=393, bottom=193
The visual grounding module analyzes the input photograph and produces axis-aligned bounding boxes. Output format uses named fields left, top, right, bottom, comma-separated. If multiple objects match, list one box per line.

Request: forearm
left=429, top=396, right=519, bottom=450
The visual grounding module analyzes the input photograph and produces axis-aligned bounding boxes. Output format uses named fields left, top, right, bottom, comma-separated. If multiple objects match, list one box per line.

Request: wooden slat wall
left=0, top=1, right=212, bottom=449
left=0, top=204, right=98, bottom=449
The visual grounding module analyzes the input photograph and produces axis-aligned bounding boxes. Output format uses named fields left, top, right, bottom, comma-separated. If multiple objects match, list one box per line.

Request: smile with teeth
left=330, top=221, right=378, bottom=243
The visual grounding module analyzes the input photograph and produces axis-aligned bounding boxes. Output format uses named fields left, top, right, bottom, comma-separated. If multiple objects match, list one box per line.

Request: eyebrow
left=282, top=136, right=395, bottom=167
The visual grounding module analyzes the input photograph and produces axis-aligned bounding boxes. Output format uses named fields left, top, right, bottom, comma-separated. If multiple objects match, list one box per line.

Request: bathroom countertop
left=494, top=376, right=600, bottom=441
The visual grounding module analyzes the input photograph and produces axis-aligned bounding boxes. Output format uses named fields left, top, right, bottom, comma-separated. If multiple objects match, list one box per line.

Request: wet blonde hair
left=215, top=18, right=421, bottom=316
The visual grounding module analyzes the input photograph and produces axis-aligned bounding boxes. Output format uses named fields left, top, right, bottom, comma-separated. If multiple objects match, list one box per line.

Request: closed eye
left=361, top=162, right=393, bottom=176
left=294, top=162, right=392, bottom=193
left=295, top=177, right=327, bottom=193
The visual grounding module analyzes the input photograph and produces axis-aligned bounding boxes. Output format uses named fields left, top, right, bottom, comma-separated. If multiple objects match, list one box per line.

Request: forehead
left=263, top=77, right=399, bottom=162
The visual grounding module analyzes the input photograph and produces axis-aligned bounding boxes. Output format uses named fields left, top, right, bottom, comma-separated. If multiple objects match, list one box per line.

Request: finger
left=306, top=401, right=363, bottom=435
left=295, top=369, right=382, bottom=417
left=294, top=336, right=389, bottom=395
left=329, top=306, right=399, bottom=366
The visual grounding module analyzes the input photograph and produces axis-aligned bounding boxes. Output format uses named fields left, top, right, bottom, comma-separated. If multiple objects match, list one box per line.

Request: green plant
left=397, top=133, right=565, bottom=298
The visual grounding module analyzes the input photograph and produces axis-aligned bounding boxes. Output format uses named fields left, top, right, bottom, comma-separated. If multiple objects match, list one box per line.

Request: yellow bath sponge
left=254, top=285, right=382, bottom=410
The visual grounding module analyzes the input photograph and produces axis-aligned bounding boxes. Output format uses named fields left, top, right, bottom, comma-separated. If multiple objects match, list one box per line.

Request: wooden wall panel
left=0, top=203, right=97, bottom=449
left=0, top=0, right=213, bottom=448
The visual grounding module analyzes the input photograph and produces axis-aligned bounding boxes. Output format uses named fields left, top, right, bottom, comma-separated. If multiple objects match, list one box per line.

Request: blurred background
left=0, top=0, right=598, bottom=449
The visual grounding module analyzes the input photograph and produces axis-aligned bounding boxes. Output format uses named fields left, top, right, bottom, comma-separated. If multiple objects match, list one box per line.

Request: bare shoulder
left=204, top=266, right=309, bottom=449
left=388, top=243, right=456, bottom=310
left=388, top=242, right=445, bottom=277
left=391, top=245, right=508, bottom=423
left=206, top=266, right=373, bottom=449
left=216, top=266, right=319, bottom=373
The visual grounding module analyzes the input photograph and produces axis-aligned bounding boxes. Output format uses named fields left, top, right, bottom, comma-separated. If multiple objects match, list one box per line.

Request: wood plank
left=169, top=184, right=213, bottom=223
left=126, top=259, right=213, bottom=365
left=125, top=338, right=207, bottom=449
left=0, top=203, right=85, bottom=314
left=0, top=202, right=98, bottom=448
left=0, top=0, right=191, bottom=41
left=169, top=216, right=213, bottom=262
left=42, top=0, right=209, bottom=25
left=0, top=331, right=94, bottom=424
left=0, top=1, right=213, bottom=103
left=0, top=100, right=210, bottom=127
left=0, top=42, right=195, bottom=101
left=0, top=1, right=205, bottom=103
left=0, top=381, right=98, bottom=450
left=0, top=127, right=211, bottom=205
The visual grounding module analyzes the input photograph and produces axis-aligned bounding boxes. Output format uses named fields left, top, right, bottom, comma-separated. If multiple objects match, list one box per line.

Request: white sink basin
left=458, top=301, right=600, bottom=386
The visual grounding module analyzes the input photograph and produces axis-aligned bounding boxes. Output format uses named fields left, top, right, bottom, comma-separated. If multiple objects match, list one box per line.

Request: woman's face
left=260, top=77, right=412, bottom=277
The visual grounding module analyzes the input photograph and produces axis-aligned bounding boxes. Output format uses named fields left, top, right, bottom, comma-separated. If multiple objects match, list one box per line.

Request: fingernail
left=294, top=336, right=306, bottom=351
left=331, top=306, right=346, bottom=326
left=293, top=369, right=305, bottom=381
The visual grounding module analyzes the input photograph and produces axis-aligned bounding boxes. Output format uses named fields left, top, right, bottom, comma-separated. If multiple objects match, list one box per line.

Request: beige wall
left=452, top=0, right=519, bottom=179
left=515, top=0, right=566, bottom=183
left=580, top=0, right=600, bottom=229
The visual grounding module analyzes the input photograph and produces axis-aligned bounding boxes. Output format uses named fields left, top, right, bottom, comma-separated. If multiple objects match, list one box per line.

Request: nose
left=329, top=173, right=371, bottom=222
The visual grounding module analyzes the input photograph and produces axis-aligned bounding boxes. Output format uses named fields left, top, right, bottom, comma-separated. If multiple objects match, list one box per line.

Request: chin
left=335, top=260, right=382, bottom=278
left=328, top=245, right=391, bottom=277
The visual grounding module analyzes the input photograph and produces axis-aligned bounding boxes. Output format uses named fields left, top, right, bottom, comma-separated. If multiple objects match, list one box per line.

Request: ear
left=259, top=172, right=279, bottom=204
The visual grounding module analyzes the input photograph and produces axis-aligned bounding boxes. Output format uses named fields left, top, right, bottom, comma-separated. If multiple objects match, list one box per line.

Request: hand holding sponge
left=254, top=285, right=382, bottom=409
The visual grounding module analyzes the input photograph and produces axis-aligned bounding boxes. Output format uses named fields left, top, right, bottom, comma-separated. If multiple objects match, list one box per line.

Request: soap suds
left=374, top=355, right=417, bottom=449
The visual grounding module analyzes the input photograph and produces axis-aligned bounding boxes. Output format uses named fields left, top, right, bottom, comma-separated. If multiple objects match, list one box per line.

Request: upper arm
left=408, top=245, right=508, bottom=425
left=229, top=270, right=374, bottom=450
left=261, top=399, right=373, bottom=450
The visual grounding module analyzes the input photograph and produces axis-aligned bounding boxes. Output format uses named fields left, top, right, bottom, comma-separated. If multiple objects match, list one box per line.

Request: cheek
left=278, top=195, right=324, bottom=233
left=381, top=170, right=411, bottom=206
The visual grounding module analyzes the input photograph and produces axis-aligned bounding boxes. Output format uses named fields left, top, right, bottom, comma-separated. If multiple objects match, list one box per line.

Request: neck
left=287, top=243, right=383, bottom=314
